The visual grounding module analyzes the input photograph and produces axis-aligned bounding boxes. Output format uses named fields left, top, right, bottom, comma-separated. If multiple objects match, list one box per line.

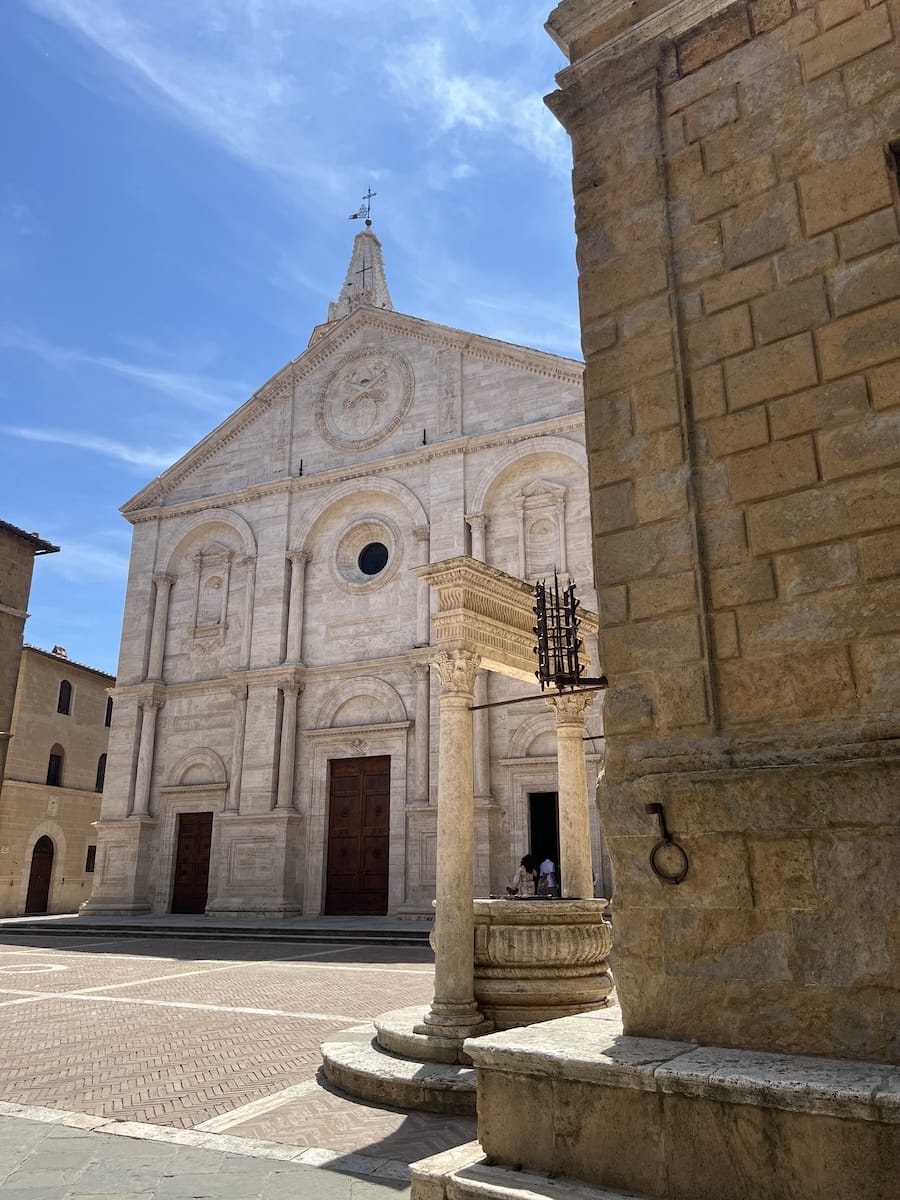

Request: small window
left=84, top=845, right=96, bottom=873
left=57, top=680, right=72, bottom=715
left=104, top=696, right=113, bottom=727
left=358, top=542, right=389, bottom=576
left=95, top=753, right=107, bottom=793
left=47, top=746, right=64, bottom=787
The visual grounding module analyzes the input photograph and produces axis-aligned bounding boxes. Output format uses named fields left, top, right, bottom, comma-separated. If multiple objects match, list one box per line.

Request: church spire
left=326, top=226, right=393, bottom=322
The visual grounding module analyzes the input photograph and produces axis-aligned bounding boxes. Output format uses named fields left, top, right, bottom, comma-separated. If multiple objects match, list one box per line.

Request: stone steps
left=411, top=1142, right=647, bottom=1200
left=0, top=918, right=431, bottom=947
left=321, top=1027, right=477, bottom=1115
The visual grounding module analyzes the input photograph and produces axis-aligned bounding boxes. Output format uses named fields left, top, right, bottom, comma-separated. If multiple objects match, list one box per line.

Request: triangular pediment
left=121, top=305, right=583, bottom=518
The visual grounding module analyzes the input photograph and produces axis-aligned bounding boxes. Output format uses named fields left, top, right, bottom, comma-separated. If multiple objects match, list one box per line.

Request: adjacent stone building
left=85, top=229, right=607, bottom=918
left=0, top=519, right=58, bottom=783
left=0, top=645, right=113, bottom=916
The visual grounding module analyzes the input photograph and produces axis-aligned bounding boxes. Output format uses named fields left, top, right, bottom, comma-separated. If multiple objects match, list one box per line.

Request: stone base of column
left=414, top=1003, right=494, bottom=1041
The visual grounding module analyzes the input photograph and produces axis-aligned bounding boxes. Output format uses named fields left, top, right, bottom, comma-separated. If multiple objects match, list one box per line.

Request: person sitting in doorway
left=506, top=854, right=538, bottom=898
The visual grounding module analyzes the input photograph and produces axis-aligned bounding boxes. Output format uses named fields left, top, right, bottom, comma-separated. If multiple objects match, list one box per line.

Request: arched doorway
left=25, top=837, right=54, bottom=914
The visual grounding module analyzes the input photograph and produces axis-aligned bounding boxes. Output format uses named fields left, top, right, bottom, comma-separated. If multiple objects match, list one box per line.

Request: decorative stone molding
left=547, top=689, right=595, bottom=725
left=432, top=649, right=481, bottom=697
left=316, top=345, right=414, bottom=451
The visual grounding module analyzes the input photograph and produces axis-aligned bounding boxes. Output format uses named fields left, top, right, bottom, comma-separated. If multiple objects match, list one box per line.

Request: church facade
left=85, top=230, right=607, bottom=918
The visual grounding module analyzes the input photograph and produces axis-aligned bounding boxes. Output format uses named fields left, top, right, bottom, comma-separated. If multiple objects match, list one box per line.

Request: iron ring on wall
left=649, top=838, right=689, bottom=885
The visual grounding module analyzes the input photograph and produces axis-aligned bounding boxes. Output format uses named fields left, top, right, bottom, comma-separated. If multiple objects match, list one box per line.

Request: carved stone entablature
left=316, top=345, right=414, bottom=451
left=432, top=649, right=481, bottom=697
left=416, top=556, right=598, bottom=685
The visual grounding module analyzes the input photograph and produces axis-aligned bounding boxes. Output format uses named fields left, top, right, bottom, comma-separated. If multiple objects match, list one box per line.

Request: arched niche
left=168, top=748, right=228, bottom=788
left=312, top=676, right=408, bottom=730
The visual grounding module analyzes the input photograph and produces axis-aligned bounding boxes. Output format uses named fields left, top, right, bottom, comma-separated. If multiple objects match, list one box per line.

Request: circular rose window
left=333, top=519, right=401, bottom=592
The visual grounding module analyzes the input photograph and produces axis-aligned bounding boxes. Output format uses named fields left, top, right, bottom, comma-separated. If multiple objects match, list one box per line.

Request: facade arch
left=158, top=507, right=257, bottom=574
left=291, top=477, right=428, bottom=554
left=168, top=748, right=228, bottom=787
left=509, top=712, right=558, bottom=760
left=312, top=676, right=408, bottom=730
left=468, top=435, right=587, bottom=515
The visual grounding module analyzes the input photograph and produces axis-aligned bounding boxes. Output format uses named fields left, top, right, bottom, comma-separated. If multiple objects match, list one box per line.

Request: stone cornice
left=123, top=415, right=585, bottom=525
left=303, top=721, right=411, bottom=739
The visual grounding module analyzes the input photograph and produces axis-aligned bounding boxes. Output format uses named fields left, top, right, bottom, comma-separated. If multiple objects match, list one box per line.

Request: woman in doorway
left=506, top=854, right=538, bottom=898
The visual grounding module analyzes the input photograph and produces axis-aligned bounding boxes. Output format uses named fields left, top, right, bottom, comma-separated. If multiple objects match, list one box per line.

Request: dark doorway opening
left=171, top=812, right=214, bottom=914
left=325, top=756, right=390, bottom=916
left=528, top=791, right=560, bottom=880
left=25, top=836, right=54, bottom=914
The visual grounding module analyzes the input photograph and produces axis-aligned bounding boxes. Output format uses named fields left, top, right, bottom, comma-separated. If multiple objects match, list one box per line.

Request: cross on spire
left=349, top=187, right=376, bottom=228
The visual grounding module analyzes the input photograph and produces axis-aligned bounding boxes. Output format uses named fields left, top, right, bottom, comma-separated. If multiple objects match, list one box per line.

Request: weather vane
left=348, top=187, right=376, bottom=227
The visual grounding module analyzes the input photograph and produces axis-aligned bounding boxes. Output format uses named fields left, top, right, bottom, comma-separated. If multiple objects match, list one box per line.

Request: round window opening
left=358, top=542, right=389, bottom=576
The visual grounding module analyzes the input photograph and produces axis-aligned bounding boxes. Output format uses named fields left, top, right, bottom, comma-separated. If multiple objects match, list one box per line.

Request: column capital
left=139, top=696, right=164, bottom=715
left=464, top=512, right=487, bottom=531
left=433, top=649, right=480, bottom=697
left=414, top=662, right=430, bottom=681
left=231, top=682, right=249, bottom=702
left=152, top=572, right=175, bottom=590
left=277, top=677, right=303, bottom=698
left=546, top=689, right=595, bottom=725
left=413, top=525, right=431, bottom=543
left=287, top=548, right=312, bottom=565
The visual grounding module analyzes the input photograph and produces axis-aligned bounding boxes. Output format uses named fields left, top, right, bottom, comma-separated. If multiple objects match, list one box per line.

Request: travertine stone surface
left=547, top=0, right=900, bottom=1062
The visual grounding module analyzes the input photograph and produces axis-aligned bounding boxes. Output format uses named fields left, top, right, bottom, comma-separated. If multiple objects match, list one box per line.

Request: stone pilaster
left=146, top=574, right=174, bottom=681
left=275, top=679, right=301, bottom=810
left=227, top=683, right=248, bottom=813
left=131, top=696, right=162, bottom=817
left=413, top=527, right=431, bottom=646
left=465, top=513, right=487, bottom=562
left=413, top=664, right=430, bottom=804
left=284, top=550, right=311, bottom=664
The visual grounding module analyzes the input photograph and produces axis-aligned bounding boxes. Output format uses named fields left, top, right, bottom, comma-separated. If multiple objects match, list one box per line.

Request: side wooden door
left=325, top=756, right=390, bottom=915
left=171, top=812, right=214, bottom=914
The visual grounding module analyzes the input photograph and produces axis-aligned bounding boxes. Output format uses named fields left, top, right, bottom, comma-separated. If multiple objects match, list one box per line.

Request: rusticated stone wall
left=547, top=0, right=899, bottom=1061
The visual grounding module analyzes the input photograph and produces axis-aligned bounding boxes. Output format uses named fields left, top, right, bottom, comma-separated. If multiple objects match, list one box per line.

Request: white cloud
left=384, top=38, right=569, bottom=173
left=0, top=326, right=244, bottom=411
left=2, top=425, right=185, bottom=473
left=43, top=537, right=131, bottom=584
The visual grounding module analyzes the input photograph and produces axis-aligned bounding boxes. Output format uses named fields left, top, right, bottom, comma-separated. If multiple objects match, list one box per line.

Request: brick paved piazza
left=0, top=932, right=476, bottom=1173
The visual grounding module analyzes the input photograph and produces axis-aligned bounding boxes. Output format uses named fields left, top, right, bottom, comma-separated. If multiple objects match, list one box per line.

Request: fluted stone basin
left=472, top=898, right=614, bottom=1030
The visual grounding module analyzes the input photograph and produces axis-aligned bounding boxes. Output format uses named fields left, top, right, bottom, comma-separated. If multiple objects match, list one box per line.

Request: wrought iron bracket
left=645, top=802, right=689, bottom=885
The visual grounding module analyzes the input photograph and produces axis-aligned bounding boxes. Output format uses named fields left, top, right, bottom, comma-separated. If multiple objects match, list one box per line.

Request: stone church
left=85, top=228, right=606, bottom=918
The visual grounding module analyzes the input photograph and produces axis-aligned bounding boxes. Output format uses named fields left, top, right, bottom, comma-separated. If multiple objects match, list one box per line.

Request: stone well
left=472, top=898, right=613, bottom=1030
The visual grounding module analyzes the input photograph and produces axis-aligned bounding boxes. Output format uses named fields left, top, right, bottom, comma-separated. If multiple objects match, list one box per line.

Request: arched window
left=47, top=745, right=64, bottom=787
left=57, top=680, right=72, bottom=715
left=104, top=696, right=113, bottom=727
left=95, top=753, right=107, bottom=793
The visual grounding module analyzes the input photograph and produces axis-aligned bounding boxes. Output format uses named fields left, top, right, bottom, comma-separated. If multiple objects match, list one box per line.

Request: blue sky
left=1, top=0, right=580, bottom=675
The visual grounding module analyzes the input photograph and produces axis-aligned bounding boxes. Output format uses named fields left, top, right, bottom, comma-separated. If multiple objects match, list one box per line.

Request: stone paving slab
left=0, top=1112, right=412, bottom=1198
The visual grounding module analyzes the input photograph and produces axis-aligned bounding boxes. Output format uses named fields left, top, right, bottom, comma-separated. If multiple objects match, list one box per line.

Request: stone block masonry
left=547, top=0, right=900, bottom=1064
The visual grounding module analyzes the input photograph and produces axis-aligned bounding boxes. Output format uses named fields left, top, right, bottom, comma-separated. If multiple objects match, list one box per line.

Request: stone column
left=227, top=683, right=248, bottom=813
left=284, top=551, right=311, bottom=664
left=547, top=691, right=595, bottom=899
left=414, top=664, right=430, bottom=804
left=473, top=670, right=491, bottom=800
left=275, top=681, right=301, bottom=810
left=417, top=649, right=491, bottom=1040
left=131, top=697, right=163, bottom=817
left=146, top=574, right=174, bottom=681
left=240, top=556, right=257, bottom=668
left=466, top=514, right=487, bottom=562
left=413, top=528, right=430, bottom=646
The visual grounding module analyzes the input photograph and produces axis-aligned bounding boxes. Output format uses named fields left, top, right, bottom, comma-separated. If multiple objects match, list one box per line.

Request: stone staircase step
left=321, top=1033, right=476, bottom=1115
left=375, top=1006, right=473, bottom=1065
left=0, top=919, right=430, bottom=946
left=411, top=1142, right=648, bottom=1200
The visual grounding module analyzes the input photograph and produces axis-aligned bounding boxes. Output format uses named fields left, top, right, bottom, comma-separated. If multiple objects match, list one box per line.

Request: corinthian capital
left=152, top=572, right=175, bottom=590
left=432, top=649, right=480, bottom=697
left=546, top=689, right=594, bottom=725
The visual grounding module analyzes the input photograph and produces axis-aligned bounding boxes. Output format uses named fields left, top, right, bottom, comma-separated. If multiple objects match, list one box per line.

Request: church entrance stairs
left=0, top=912, right=433, bottom=948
